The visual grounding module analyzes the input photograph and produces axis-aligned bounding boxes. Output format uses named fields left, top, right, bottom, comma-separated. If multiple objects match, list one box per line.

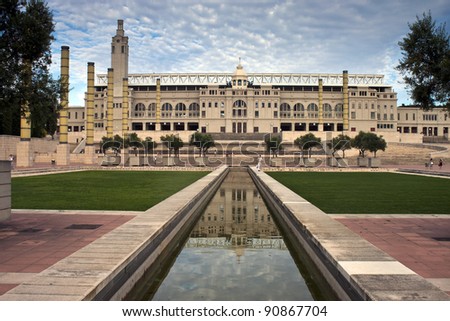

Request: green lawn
left=12, top=171, right=209, bottom=211
left=268, top=172, right=450, bottom=214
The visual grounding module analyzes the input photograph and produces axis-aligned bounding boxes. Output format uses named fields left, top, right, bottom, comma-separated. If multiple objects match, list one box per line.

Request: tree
left=397, top=11, right=450, bottom=110
left=161, top=134, right=184, bottom=157
left=100, top=135, right=123, bottom=154
left=294, top=133, right=321, bottom=158
left=264, top=133, right=282, bottom=157
left=143, top=137, right=157, bottom=152
left=0, top=0, right=59, bottom=136
left=351, top=131, right=387, bottom=158
left=366, top=134, right=387, bottom=158
left=328, top=134, right=352, bottom=158
left=190, top=132, right=214, bottom=156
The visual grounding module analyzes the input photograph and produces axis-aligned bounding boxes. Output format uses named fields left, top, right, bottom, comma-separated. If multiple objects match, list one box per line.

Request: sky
left=46, top=0, right=450, bottom=106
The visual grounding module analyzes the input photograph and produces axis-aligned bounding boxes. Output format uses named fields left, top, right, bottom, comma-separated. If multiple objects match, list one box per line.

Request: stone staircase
left=209, top=132, right=268, bottom=142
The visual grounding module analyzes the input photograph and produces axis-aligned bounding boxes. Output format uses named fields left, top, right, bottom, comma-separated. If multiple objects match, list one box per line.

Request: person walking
left=438, top=158, right=443, bottom=169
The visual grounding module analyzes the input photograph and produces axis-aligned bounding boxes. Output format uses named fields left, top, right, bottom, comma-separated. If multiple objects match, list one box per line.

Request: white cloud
left=46, top=0, right=450, bottom=106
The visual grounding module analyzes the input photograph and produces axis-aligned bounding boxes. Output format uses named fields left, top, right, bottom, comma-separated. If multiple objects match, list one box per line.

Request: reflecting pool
left=132, top=169, right=320, bottom=300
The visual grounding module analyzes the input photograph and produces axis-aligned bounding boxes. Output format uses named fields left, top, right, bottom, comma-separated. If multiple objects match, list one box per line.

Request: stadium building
left=67, top=20, right=449, bottom=146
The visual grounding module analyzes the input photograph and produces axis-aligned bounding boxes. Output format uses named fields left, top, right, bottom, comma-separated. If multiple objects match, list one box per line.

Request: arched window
left=148, top=103, right=156, bottom=118
left=335, top=103, right=343, bottom=118
left=161, top=103, right=173, bottom=118
left=175, top=103, right=186, bottom=118
left=323, top=103, right=332, bottom=118
left=189, top=102, right=200, bottom=117
left=232, top=100, right=247, bottom=118
left=293, top=103, right=305, bottom=118
left=133, top=103, right=145, bottom=117
left=280, top=103, right=291, bottom=118
left=307, top=103, right=318, bottom=118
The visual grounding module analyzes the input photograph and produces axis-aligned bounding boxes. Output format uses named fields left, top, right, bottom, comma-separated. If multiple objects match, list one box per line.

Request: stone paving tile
left=0, top=212, right=134, bottom=295
left=336, top=216, right=450, bottom=295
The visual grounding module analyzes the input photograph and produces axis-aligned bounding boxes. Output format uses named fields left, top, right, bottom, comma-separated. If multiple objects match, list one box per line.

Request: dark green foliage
left=12, top=171, right=209, bottom=211
left=0, top=0, right=59, bottom=136
left=161, top=134, right=184, bottom=157
left=351, top=131, right=386, bottom=158
left=397, top=12, right=450, bottom=110
left=264, top=133, right=282, bottom=155
left=269, top=172, right=450, bottom=214
left=100, top=133, right=157, bottom=152
left=190, top=132, right=215, bottom=155
left=294, top=133, right=321, bottom=158
left=328, top=134, right=352, bottom=158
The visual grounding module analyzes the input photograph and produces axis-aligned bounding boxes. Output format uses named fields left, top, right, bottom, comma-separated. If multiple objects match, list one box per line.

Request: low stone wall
left=0, top=161, right=11, bottom=222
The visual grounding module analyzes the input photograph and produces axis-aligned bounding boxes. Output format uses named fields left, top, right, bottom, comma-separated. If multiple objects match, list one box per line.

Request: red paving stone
left=336, top=217, right=450, bottom=295
left=0, top=212, right=134, bottom=295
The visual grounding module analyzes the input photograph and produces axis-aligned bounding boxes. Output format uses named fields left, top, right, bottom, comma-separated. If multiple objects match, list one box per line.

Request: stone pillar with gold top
left=318, top=78, right=323, bottom=131
left=56, top=46, right=71, bottom=165
left=84, top=62, right=96, bottom=164
left=343, top=70, right=349, bottom=131
left=156, top=78, right=161, bottom=131
left=16, top=61, right=32, bottom=167
left=107, top=68, right=114, bottom=138
left=122, top=77, right=129, bottom=137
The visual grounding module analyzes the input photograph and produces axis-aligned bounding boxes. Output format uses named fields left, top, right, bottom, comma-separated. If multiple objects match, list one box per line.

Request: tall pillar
left=20, top=109, right=31, bottom=142
left=343, top=70, right=349, bottom=131
left=56, top=46, right=70, bottom=165
left=59, top=46, right=69, bottom=144
left=122, top=77, right=129, bottom=137
left=156, top=78, right=161, bottom=131
left=17, top=62, right=32, bottom=167
left=84, top=62, right=96, bottom=164
left=86, top=63, right=95, bottom=146
left=107, top=68, right=114, bottom=138
left=318, top=78, right=323, bottom=131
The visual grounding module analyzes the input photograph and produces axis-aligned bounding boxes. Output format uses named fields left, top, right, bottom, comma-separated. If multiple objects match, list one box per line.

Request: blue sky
left=46, top=0, right=450, bottom=106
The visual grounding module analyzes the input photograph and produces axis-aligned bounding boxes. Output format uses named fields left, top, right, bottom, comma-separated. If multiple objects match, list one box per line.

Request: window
left=323, top=103, right=332, bottom=118
left=307, top=103, right=318, bottom=118
left=280, top=103, right=291, bottom=118
left=189, top=103, right=200, bottom=117
left=293, top=103, right=305, bottom=118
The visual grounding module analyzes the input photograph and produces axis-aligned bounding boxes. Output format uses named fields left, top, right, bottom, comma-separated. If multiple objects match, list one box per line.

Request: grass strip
left=12, top=170, right=209, bottom=211
left=268, top=172, right=450, bottom=214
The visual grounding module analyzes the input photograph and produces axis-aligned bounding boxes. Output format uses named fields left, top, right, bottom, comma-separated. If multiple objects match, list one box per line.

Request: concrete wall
left=0, top=161, right=11, bottom=222
left=0, top=135, right=20, bottom=160
left=0, top=135, right=59, bottom=161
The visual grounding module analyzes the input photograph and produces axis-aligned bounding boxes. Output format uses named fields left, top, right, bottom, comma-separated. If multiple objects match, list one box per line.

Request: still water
left=139, top=170, right=317, bottom=300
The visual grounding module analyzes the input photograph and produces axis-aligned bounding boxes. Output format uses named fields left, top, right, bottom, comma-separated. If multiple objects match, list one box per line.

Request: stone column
left=122, top=77, right=129, bottom=137
left=56, top=46, right=71, bottom=165
left=0, top=161, right=11, bottom=222
left=343, top=70, right=349, bottom=131
left=84, top=62, right=96, bottom=164
left=107, top=68, right=114, bottom=138
left=318, top=78, right=323, bottom=131
left=17, top=62, right=32, bottom=168
left=156, top=78, right=161, bottom=131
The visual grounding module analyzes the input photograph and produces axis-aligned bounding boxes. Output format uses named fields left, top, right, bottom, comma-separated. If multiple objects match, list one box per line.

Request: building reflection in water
left=188, top=170, right=287, bottom=257
left=151, top=169, right=314, bottom=301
